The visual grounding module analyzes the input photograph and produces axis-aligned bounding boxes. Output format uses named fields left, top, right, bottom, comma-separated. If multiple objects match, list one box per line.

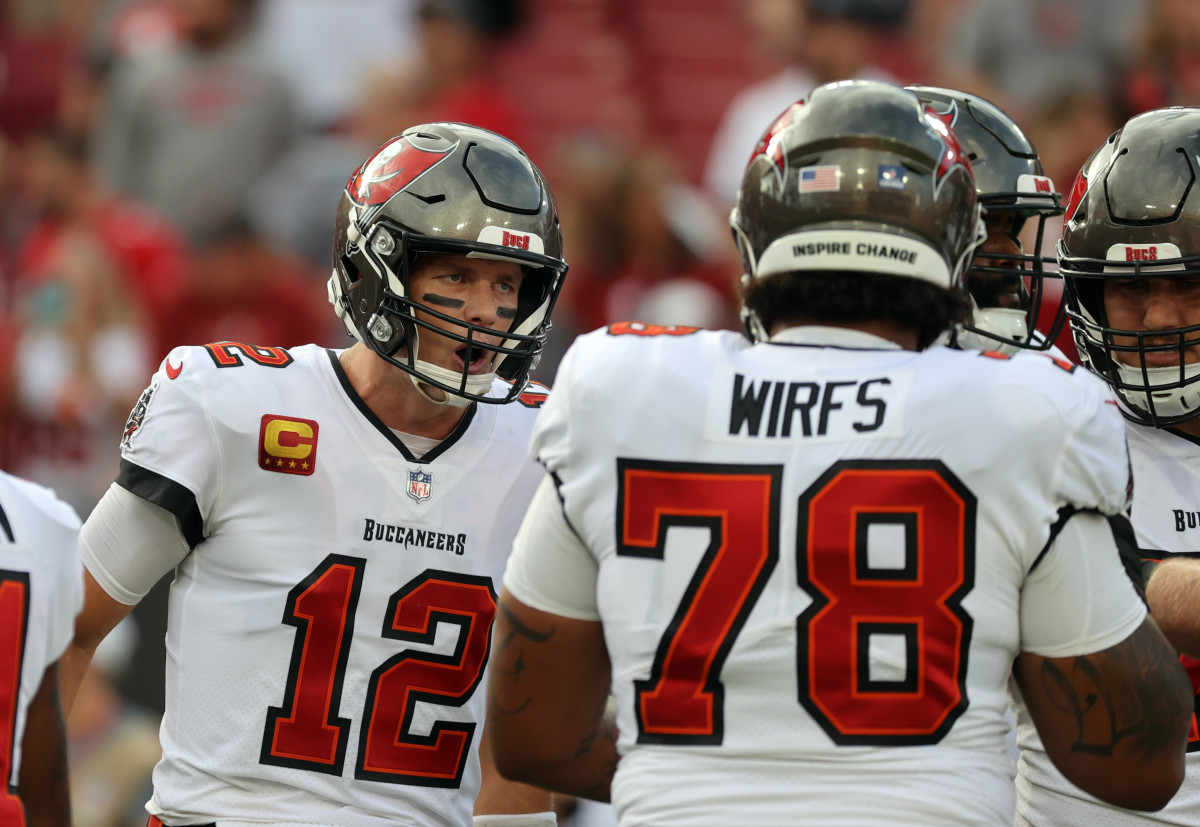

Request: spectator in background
left=153, top=213, right=335, bottom=358
left=248, top=61, right=423, bottom=272
left=411, top=0, right=526, bottom=147
left=18, top=127, right=186, bottom=332
left=1124, top=0, right=1200, bottom=113
left=255, top=0, right=418, bottom=131
left=604, top=149, right=739, bottom=330
left=939, top=0, right=1144, bottom=126
left=7, top=128, right=175, bottom=512
left=703, top=0, right=901, bottom=208
left=546, top=138, right=739, bottom=382
left=91, top=0, right=298, bottom=245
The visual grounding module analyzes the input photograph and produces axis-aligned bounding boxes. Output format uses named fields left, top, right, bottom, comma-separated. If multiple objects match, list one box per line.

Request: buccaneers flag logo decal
left=346, top=135, right=458, bottom=207
left=749, top=101, right=805, bottom=184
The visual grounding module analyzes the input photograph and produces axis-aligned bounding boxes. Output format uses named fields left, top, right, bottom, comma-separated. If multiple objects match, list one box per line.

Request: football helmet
left=731, top=80, right=983, bottom=341
left=908, top=86, right=1064, bottom=354
left=1059, top=107, right=1200, bottom=427
left=328, top=122, right=568, bottom=406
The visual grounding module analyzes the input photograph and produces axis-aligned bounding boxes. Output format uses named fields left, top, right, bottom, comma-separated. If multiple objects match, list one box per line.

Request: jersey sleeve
left=81, top=483, right=191, bottom=604
left=1020, top=510, right=1146, bottom=656
left=1053, top=380, right=1131, bottom=517
left=115, top=346, right=225, bottom=548
left=503, top=474, right=600, bottom=620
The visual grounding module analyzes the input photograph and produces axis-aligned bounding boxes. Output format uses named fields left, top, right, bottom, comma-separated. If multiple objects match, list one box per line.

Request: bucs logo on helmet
left=748, top=101, right=805, bottom=184
left=346, top=134, right=459, bottom=207
left=1064, top=169, right=1089, bottom=223
left=923, top=106, right=973, bottom=195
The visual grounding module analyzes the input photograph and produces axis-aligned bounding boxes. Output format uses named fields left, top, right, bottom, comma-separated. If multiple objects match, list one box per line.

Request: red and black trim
left=796, top=459, right=976, bottom=746
left=355, top=571, right=496, bottom=786
left=616, top=459, right=783, bottom=745
left=260, top=555, right=365, bottom=775
left=0, top=571, right=29, bottom=825
left=204, top=342, right=293, bottom=369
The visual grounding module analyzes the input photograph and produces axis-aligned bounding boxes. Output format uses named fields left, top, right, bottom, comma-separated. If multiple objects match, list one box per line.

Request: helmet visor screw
left=367, top=313, right=394, bottom=342
left=372, top=228, right=396, bottom=256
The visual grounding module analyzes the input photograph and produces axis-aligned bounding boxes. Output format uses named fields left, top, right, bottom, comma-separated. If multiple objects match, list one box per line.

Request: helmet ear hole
left=340, top=254, right=363, bottom=284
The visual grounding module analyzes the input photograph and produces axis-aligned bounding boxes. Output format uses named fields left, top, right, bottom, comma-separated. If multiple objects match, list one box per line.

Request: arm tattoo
left=491, top=601, right=556, bottom=717
left=577, top=697, right=619, bottom=799
left=1039, top=621, right=1190, bottom=761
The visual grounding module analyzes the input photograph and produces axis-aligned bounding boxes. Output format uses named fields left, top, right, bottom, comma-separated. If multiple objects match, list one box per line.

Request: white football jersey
left=505, top=324, right=1145, bottom=827
left=0, top=471, right=83, bottom=796
left=1017, top=421, right=1200, bottom=826
left=95, top=343, right=545, bottom=827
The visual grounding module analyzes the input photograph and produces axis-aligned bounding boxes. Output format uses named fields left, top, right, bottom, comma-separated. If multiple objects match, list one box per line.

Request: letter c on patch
left=259, top=415, right=319, bottom=475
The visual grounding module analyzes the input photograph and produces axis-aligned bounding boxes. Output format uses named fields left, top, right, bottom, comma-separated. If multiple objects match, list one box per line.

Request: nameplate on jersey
left=705, top=368, right=912, bottom=443
left=259, top=415, right=319, bottom=475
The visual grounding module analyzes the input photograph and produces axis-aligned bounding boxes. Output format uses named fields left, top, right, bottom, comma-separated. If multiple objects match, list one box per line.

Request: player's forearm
left=57, top=637, right=95, bottom=715
left=1015, top=617, right=1191, bottom=811
left=490, top=697, right=618, bottom=802
left=488, top=595, right=616, bottom=801
left=1146, top=557, right=1200, bottom=659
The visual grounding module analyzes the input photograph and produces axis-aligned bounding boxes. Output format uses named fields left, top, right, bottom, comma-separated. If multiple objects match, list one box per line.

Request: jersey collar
left=769, top=325, right=904, bottom=350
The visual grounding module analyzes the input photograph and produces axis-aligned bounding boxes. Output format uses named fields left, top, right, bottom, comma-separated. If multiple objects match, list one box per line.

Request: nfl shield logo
left=407, top=469, right=433, bottom=502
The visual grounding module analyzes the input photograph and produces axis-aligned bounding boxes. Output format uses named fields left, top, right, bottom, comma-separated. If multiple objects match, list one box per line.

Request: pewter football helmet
left=909, top=86, right=1064, bottom=354
left=1059, top=107, right=1200, bottom=426
left=731, top=80, right=983, bottom=341
left=329, top=122, right=568, bottom=405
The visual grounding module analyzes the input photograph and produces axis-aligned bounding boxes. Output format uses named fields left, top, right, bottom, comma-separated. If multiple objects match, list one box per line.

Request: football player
left=907, top=85, right=1067, bottom=355
left=0, top=470, right=84, bottom=827
left=1016, top=107, right=1200, bottom=826
left=60, top=123, right=568, bottom=827
left=486, top=80, right=1191, bottom=826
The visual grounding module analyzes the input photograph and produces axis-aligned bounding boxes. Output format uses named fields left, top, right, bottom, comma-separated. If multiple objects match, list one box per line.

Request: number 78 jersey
left=105, top=343, right=545, bottom=826
left=505, top=325, right=1143, bottom=827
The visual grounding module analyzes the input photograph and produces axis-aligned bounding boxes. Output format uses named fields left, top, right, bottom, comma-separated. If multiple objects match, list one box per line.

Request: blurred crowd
left=1, top=0, right=1199, bottom=821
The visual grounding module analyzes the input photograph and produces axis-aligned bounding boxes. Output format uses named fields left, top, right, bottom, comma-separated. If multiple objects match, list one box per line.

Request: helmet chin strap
left=409, top=359, right=495, bottom=408
left=1114, top=361, right=1200, bottom=419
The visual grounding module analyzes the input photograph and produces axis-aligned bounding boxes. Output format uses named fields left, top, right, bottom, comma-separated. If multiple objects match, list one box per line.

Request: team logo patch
left=877, top=165, right=907, bottom=191
left=259, top=415, right=319, bottom=476
left=407, top=469, right=433, bottom=502
left=121, top=382, right=159, bottom=449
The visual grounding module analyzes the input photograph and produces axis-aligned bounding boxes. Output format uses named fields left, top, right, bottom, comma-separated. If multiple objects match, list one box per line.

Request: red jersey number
left=261, top=557, right=496, bottom=787
left=0, top=572, right=30, bottom=826
left=617, top=459, right=975, bottom=747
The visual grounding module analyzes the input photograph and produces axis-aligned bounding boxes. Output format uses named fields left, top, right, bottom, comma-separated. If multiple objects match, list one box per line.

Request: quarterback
left=60, top=123, right=568, bottom=827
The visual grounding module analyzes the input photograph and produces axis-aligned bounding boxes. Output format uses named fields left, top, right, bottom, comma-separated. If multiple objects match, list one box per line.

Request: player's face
left=1103, top=276, right=1200, bottom=368
left=966, top=213, right=1026, bottom=311
left=407, top=253, right=524, bottom=374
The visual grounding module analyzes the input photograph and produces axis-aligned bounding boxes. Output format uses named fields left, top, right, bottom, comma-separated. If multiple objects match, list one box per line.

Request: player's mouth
left=455, top=345, right=494, bottom=374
